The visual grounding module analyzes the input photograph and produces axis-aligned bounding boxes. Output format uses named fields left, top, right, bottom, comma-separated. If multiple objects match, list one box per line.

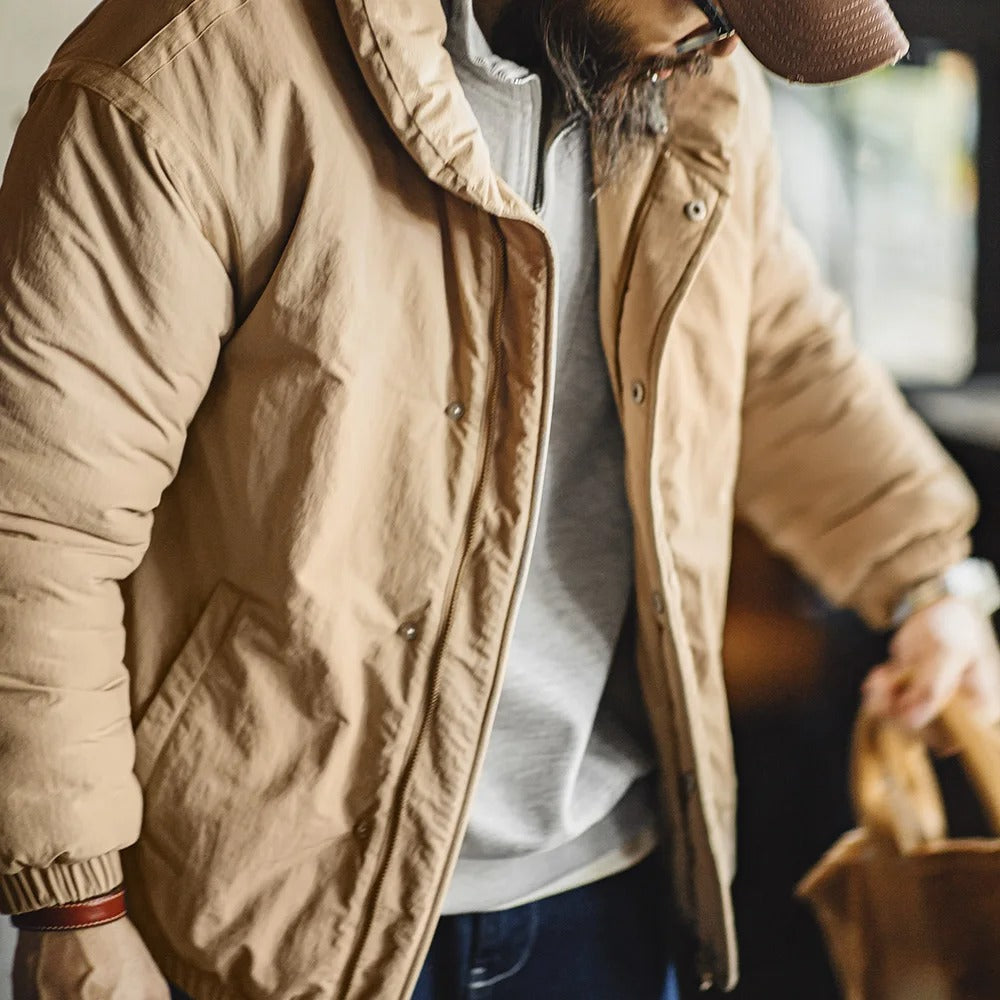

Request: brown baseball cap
left=720, top=0, right=910, bottom=84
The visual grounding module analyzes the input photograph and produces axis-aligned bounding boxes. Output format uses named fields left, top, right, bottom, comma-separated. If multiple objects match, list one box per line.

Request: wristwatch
left=890, top=558, right=1000, bottom=629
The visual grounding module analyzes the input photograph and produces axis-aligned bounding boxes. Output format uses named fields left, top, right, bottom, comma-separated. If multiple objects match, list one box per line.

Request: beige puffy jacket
left=0, top=0, right=977, bottom=996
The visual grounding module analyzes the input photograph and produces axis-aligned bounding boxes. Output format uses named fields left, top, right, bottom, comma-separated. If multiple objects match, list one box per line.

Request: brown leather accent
left=11, top=885, right=126, bottom=932
left=721, top=0, right=909, bottom=84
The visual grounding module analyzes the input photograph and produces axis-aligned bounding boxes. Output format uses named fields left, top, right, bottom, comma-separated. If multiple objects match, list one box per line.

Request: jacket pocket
left=130, top=582, right=381, bottom=974
left=133, top=579, right=246, bottom=788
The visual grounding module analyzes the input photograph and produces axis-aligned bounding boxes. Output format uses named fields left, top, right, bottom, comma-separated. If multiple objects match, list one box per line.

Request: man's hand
left=864, top=596, right=1000, bottom=742
left=12, top=916, right=170, bottom=1000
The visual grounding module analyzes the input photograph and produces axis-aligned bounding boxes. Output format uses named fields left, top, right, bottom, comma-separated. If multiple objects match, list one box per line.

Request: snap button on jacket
left=0, top=0, right=977, bottom=996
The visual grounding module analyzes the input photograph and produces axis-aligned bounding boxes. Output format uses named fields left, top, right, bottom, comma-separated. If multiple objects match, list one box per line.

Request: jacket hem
left=0, top=851, right=123, bottom=914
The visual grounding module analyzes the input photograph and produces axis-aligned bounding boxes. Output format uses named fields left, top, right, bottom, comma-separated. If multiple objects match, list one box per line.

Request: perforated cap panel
left=721, top=0, right=909, bottom=83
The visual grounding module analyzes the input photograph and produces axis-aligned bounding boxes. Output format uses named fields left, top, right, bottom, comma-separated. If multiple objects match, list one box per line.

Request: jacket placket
left=605, top=143, right=737, bottom=992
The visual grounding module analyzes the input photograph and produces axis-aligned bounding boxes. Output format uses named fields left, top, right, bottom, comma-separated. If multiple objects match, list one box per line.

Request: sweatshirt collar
left=442, top=0, right=532, bottom=88
left=442, top=0, right=546, bottom=205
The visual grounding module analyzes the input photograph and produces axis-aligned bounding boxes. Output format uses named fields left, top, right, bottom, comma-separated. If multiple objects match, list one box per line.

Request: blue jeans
left=170, top=850, right=680, bottom=1000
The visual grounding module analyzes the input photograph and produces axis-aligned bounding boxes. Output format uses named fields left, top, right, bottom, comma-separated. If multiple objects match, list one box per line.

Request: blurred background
left=717, top=3, right=1000, bottom=996
left=1, top=0, right=999, bottom=996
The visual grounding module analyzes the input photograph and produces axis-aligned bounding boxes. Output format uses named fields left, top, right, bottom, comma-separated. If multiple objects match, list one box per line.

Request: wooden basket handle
left=852, top=695, right=1000, bottom=853
left=940, top=697, right=1000, bottom=835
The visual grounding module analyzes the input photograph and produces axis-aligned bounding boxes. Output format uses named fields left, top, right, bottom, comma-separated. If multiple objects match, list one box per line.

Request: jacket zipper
left=404, top=215, right=558, bottom=996
left=408, top=217, right=559, bottom=990
left=341, top=214, right=557, bottom=1000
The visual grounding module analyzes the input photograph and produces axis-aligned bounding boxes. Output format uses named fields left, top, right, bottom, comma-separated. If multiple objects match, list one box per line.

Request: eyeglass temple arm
left=690, top=0, right=734, bottom=35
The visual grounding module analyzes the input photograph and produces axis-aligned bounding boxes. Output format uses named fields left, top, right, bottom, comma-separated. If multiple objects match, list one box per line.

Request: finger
left=870, top=648, right=949, bottom=727
left=892, top=650, right=968, bottom=730
left=862, top=664, right=900, bottom=716
left=863, top=661, right=917, bottom=714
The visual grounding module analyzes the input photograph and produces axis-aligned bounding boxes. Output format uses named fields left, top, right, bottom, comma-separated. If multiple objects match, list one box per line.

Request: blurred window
left=770, top=49, right=980, bottom=386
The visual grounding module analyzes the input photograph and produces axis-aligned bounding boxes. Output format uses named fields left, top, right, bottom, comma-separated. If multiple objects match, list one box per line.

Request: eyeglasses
left=674, top=0, right=736, bottom=57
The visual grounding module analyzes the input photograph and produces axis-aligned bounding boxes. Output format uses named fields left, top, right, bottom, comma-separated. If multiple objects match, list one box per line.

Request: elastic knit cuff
left=0, top=851, right=123, bottom=915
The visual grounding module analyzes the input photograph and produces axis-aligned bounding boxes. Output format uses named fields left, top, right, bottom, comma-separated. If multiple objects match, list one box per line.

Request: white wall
left=0, top=1, right=100, bottom=990
left=1, top=0, right=98, bottom=163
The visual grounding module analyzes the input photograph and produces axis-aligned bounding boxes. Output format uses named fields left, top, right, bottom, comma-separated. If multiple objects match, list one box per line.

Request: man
left=2, top=0, right=999, bottom=997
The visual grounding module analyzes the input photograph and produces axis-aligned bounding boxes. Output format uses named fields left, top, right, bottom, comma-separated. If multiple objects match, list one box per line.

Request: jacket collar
left=333, top=0, right=744, bottom=212
left=666, top=56, right=742, bottom=191
left=332, top=0, right=518, bottom=215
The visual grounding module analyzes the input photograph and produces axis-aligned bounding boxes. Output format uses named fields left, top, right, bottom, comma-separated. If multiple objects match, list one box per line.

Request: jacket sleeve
left=734, top=80, right=978, bottom=630
left=0, top=78, right=234, bottom=911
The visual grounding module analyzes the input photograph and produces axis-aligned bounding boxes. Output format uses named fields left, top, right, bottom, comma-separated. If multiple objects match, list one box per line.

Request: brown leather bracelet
left=10, top=885, right=126, bottom=932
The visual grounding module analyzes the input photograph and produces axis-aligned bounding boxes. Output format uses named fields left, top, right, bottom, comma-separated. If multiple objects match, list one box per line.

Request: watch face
left=946, top=560, right=1000, bottom=618
left=892, top=560, right=1000, bottom=627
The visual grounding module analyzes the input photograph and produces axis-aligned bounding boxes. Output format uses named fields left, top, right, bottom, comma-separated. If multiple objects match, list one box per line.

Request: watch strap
left=891, top=558, right=1000, bottom=629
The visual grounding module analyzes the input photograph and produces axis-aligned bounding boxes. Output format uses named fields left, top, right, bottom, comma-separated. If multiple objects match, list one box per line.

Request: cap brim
left=721, top=0, right=910, bottom=84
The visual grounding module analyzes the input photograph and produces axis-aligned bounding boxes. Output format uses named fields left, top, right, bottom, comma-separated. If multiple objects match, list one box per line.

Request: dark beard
left=491, top=0, right=712, bottom=185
